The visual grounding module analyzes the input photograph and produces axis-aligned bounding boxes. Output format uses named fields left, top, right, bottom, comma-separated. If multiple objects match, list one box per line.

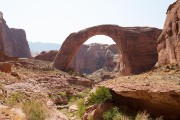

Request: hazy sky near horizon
left=1, top=0, right=176, bottom=44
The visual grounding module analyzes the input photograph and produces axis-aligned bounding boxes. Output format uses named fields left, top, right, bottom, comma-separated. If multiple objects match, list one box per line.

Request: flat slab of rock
left=98, top=68, right=180, bottom=120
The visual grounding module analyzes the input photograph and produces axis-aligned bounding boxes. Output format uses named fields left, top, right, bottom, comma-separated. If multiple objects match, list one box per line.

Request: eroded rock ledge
left=99, top=70, right=180, bottom=120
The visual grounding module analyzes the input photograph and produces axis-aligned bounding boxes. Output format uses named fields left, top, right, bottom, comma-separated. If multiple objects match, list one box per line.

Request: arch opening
left=71, top=35, right=120, bottom=74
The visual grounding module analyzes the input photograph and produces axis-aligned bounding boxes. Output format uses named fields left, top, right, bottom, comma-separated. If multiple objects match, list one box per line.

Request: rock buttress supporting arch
left=52, top=25, right=161, bottom=75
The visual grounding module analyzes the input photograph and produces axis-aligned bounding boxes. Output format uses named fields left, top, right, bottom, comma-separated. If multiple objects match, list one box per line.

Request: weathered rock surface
left=0, top=11, right=31, bottom=58
left=34, top=50, right=57, bottom=62
left=0, top=62, right=12, bottom=73
left=99, top=67, right=180, bottom=120
left=52, top=25, right=161, bottom=75
left=35, top=44, right=120, bottom=74
left=83, top=103, right=113, bottom=120
left=157, top=1, right=180, bottom=66
left=72, top=43, right=119, bottom=74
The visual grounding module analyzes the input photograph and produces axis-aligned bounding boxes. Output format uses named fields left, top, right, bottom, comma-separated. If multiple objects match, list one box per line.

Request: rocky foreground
left=0, top=58, right=180, bottom=120
left=0, top=58, right=93, bottom=120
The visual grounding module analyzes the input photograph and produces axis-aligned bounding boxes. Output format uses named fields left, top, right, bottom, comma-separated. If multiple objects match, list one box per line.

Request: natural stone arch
left=52, top=25, right=161, bottom=75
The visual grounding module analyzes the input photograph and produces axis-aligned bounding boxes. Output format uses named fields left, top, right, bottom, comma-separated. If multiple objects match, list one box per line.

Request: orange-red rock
left=34, top=50, right=57, bottom=62
left=157, top=1, right=180, bottom=66
left=0, top=62, right=12, bottom=73
left=52, top=25, right=161, bottom=75
left=83, top=103, right=113, bottom=120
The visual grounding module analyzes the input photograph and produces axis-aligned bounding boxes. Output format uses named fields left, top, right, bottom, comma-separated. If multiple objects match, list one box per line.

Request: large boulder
left=0, top=62, right=12, bottom=73
left=99, top=69, right=180, bottom=120
left=157, top=0, right=180, bottom=66
left=0, top=11, right=31, bottom=58
left=34, top=50, right=58, bottom=62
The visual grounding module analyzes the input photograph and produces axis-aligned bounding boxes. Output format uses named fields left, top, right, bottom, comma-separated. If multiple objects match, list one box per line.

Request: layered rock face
left=0, top=12, right=31, bottom=58
left=34, top=43, right=120, bottom=74
left=52, top=25, right=162, bottom=75
left=157, top=0, right=180, bottom=66
left=72, top=43, right=119, bottom=74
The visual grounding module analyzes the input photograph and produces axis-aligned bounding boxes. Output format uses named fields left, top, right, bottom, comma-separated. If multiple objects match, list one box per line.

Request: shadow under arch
left=52, top=24, right=161, bottom=75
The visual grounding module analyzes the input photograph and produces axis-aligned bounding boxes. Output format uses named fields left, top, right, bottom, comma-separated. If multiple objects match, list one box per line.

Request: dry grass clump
left=22, top=100, right=47, bottom=120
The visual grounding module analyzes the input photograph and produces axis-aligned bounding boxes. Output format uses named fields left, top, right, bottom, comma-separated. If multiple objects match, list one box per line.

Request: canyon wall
left=157, top=0, right=180, bottom=66
left=72, top=43, right=119, bottom=74
left=0, top=11, right=31, bottom=58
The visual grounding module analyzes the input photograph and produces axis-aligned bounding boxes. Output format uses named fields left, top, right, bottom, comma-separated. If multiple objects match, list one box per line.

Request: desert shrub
left=113, top=113, right=132, bottom=120
left=103, top=107, right=133, bottom=120
left=103, top=107, right=119, bottom=120
left=135, top=111, right=150, bottom=120
left=88, top=87, right=112, bottom=105
left=77, top=98, right=86, bottom=118
left=69, top=96, right=76, bottom=103
left=22, top=100, right=46, bottom=120
left=135, top=112, right=163, bottom=120
left=69, top=92, right=88, bottom=103
left=5, top=92, right=25, bottom=106
left=59, top=91, right=66, bottom=97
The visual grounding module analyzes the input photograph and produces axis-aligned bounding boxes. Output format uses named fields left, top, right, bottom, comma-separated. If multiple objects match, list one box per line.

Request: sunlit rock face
left=157, top=0, right=180, bottom=66
left=0, top=11, right=31, bottom=58
left=52, top=25, right=161, bottom=75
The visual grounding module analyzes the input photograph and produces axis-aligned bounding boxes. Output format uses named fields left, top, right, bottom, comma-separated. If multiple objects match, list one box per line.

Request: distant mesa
left=29, top=42, right=61, bottom=52
left=52, top=25, right=162, bottom=75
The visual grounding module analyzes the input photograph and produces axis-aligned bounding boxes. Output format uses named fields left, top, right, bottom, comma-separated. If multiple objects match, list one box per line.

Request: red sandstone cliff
left=0, top=11, right=31, bottom=58
left=157, top=0, right=180, bottom=66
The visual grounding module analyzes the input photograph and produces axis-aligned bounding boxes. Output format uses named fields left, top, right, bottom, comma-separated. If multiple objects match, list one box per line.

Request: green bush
left=103, top=107, right=119, bottom=120
left=113, top=113, right=132, bottom=120
left=23, top=100, right=46, bottom=120
left=135, top=112, right=163, bottom=120
left=88, top=87, right=112, bottom=105
left=135, top=112, right=150, bottom=120
left=77, top=98, right=86, bottom=118
left=103, top=107, right=133, bottom=120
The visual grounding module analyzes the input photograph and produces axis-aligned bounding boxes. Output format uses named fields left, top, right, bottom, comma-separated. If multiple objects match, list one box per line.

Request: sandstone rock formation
left=0, top=62, right=12, bottom=73
left=35, top=44, right=120, bottom=74
left=72, top=43, right=119, bottom=74
left=0, top=11, right=31, bottom=58
left=157, top=0, right=180, bottom=66
left=34, top=50, right=57, bottom=62
left=52, top=25, right=161, bottom=75
left=99, top=67, right=180, bottom=120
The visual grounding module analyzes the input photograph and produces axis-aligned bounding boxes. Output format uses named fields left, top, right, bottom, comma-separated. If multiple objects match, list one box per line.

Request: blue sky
left=0, top=0, right=176, bottom=44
